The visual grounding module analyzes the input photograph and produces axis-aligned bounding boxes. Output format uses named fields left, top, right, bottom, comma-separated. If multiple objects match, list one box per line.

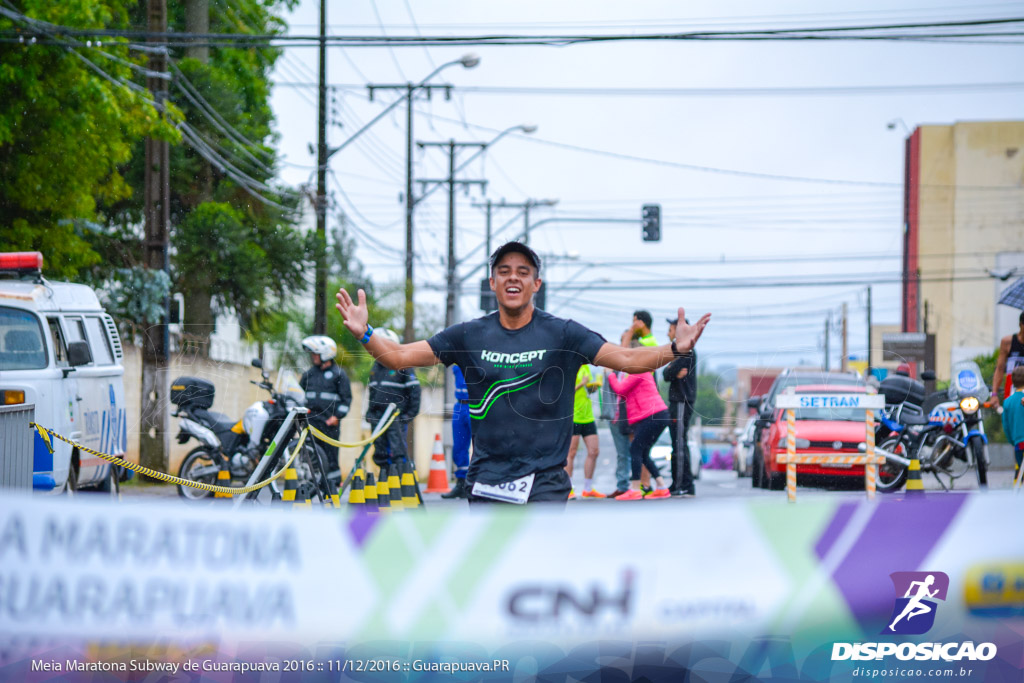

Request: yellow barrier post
left=347, top=468, right=366, bottom=506
left=363, top=472, right=379, bottom=513
left=785, top=408, right=797, bottom=503
left=387, top=464, right=404, bottom=511
left=214, top=469, right=232, bottom=498
left=865, top=406, right=877, bottom=499
left=282, top=468, right=298, bottom=504
left=376, top=471, right=391, bottom=513
left=906, top=456, right=925, bottom=495
left=401, top=462, right=419, bottom=509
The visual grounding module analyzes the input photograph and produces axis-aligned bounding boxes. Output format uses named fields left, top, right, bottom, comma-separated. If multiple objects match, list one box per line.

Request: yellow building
left=902, top=120, right=1024, bottom=380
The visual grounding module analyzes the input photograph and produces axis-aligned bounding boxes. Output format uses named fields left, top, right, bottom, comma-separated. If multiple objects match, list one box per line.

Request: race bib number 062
left=471, top=473, right=535, bottom=504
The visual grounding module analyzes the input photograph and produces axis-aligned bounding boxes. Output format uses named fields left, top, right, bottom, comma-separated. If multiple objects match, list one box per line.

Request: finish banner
left=0, top=492, right=1021, bottom=682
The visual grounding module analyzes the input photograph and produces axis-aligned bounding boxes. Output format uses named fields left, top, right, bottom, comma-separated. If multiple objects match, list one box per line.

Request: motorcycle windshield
left=275, top=368, right=306, bottom=405
left=950, top=361, right=989, bottom=401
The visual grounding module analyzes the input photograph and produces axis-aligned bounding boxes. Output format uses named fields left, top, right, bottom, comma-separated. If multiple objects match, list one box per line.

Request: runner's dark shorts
left=467, top=464, right=572, bottom=506
left=572, top=420, right=598, bottom=437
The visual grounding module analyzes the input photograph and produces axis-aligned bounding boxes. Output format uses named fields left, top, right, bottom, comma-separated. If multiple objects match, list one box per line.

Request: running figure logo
left=884, top=571, right=950, bottom=635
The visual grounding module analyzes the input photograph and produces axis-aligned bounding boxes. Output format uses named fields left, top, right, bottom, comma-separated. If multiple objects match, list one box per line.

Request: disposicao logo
left=884, top=571, right=949, bottom=635
left=831, top=571, right=998, bottom=663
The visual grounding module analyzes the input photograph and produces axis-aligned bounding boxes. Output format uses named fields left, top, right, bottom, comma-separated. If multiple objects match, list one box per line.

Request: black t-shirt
left=427, top=310, right=606, bottom=484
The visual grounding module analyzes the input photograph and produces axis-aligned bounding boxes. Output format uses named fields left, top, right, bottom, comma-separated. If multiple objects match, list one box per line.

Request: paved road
left=119, top=424, right=1019, bottom=505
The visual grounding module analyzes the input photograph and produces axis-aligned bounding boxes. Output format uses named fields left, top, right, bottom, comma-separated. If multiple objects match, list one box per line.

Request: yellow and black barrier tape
left=28, top=409, right=399, bottom=495
left=306, top=409, right=399, bottom=448
left=30, top=423, right=307, bottom=495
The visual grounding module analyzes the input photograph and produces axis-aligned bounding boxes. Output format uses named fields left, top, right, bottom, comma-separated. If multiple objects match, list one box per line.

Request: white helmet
left=378, top=328, right=401, bottom=344
left=301, top=335, right=337, bottom=359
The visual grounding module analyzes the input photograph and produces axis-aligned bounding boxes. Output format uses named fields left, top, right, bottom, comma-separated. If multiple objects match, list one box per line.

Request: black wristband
left=671, top=340, right=692, bottom=357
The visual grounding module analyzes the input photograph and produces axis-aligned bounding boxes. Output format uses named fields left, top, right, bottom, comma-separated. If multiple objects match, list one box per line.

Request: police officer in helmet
left=365, top=328, right=421, bottom=470
left=299, top=335, right=352, bottom=480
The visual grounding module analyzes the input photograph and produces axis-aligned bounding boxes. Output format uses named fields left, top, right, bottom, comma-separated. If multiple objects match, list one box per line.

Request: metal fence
left=0, top=403, right=34, bottom=491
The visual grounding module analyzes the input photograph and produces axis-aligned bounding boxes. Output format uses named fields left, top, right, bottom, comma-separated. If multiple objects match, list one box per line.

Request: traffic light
left=480, top=278, right=497, bottom=312
left=642, top=204, right=661, bottom=242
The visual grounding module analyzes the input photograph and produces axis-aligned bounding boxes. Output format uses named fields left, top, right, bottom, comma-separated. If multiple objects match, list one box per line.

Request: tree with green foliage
left=0, top=0, right=177, bottom=279
left=173, top=201, right=301, bottom=332
left=327, top=278, right=403, bottom=379
left=1, top=0, right=307, bottom=350
left=94, top=0, right=305, bottom=347
left=259, top=275, right=401, bottom=379
left=694, top=367, right=727, bottom=425
left=657, top=362, right=727, bottom=424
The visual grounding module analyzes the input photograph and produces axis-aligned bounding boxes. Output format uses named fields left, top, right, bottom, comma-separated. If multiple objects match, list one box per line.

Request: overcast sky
left=266, top=0, right=1024, bottom=373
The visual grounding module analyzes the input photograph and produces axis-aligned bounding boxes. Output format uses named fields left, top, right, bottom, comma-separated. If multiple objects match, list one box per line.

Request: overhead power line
left=282, top=2, right=1024, bottom=31
left=542, top=250, right=1007, bottom=268
left=401, top=103, right=1024, bottom=191
left=282, top=81, right=1024, bottom=97
left=170, top=64, right=275, bottom=158
left=547, top=273, right=995, bottom=291
left=176, top=123, right=297, bottom=212
left=3, top=15, right=1024, bottom=48
left=427, top=271, right=994, bottom=293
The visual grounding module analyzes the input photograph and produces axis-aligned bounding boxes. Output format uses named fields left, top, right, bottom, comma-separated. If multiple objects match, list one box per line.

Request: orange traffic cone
left=425, top=433, right=450, bottom=493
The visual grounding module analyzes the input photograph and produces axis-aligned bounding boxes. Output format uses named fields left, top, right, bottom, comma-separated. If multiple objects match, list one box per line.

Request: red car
left=753, top=385, right=870, bottom=490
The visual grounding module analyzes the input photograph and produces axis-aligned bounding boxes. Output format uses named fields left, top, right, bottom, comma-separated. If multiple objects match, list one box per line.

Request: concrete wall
left=916, top=121, right=1024, bottom=380
left=870, top=324, right=903, bottom=374
left=916, top=125, right=956, bottom=378
left=121, top=345, right=444, bottom=479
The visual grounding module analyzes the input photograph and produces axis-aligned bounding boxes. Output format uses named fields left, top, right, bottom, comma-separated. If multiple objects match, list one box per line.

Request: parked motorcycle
left=873, top=362, right=991, bottom=493
left=172, top=359, right=315, bottom=500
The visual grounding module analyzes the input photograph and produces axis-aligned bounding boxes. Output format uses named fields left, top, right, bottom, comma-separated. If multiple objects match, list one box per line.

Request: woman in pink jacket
left=606, top=370, right=671, bottom=499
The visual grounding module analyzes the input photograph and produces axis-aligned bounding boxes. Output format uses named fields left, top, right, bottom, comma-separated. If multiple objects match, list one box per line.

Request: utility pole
left=416, top=140, right=488, bottom=329
left=482, top=200, right=493, bottom=259
left=405, top=83, right=414, bottom=342
left=312, top=0, right=328, bottom=335
left=475, top=199, right=558, bottom=250
left=140, top=0, right=170, bottom=475
left=841, top=302, right=849, bottom=373
left=523, top=202, right=531, bottom=245
left=824, top=314, right=830, bottom=371
left=866, top=286, right=873, bottom=377
left=366, top=82, right=459, bottom=342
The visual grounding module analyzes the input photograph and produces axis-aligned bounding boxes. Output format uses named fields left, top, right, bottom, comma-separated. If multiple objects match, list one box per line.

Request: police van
left=0, top=252, right=127, bottom=495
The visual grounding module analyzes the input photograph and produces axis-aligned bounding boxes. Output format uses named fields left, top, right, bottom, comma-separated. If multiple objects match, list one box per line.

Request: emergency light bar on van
left=0, top=252, right=43, bottom=272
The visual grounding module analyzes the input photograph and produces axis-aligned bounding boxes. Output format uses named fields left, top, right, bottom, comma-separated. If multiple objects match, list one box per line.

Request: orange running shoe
left=647, top=488, right=671, bottom=499
left=615, top=489, right=644, bottom=500
left=567, top=488, right=577, bottom=500
left=581, top=489, right=607, bottom=499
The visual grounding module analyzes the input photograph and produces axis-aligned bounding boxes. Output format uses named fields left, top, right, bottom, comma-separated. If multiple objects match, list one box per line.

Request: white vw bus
left=0, top=252, right=127, bottom=494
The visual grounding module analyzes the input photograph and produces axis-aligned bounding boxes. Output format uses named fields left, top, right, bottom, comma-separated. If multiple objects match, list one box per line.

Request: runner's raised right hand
left=335, top=288, right=369, bottom=338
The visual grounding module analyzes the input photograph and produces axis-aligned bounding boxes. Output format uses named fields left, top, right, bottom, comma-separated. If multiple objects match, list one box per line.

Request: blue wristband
left=359, top=325, right=374, bottom=344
